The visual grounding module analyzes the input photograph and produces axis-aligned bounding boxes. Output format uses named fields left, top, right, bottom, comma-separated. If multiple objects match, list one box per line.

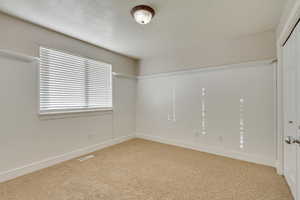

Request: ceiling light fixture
left=131, top=5, right=155, bottom=25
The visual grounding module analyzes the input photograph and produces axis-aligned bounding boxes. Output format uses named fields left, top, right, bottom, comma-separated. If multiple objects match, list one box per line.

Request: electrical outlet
left=218, top=136, right=223, bottom=143
left=88, top=132, right=97, bottom=140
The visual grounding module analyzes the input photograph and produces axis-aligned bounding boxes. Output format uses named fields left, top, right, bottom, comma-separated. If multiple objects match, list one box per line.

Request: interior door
left=283, top=27, right=298, bottom=199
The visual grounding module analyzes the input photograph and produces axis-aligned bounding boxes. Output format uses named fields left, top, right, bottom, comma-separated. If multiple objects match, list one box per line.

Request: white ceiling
left=0, top=0, right=285, bottom=60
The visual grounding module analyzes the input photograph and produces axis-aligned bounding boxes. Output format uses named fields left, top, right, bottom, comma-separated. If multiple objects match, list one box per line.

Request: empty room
left=0, top=0, right=300, bottom=199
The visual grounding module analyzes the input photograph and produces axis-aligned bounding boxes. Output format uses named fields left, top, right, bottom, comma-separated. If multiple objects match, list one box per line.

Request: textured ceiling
left=0, top=0, right=285, bottom=59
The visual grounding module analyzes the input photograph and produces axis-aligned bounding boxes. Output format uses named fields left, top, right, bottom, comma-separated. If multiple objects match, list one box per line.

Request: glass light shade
left=133, top=9, right=153, bottom=24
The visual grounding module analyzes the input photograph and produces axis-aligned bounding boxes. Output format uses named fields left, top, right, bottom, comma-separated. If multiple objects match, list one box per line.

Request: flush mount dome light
left=131, top=5, right=155, bottom=25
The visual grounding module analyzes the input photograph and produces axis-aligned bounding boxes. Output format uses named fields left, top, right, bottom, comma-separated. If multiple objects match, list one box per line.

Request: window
left=39, top=47, right=112, bottom=114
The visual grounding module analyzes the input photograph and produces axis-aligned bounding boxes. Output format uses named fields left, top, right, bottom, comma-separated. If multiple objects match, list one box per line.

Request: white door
left=283, top=27, right=298, bottom=199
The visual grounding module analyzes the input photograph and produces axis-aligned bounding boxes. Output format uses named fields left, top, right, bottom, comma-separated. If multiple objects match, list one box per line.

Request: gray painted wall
left=138, top=30, right=276, bottom=75
left=0, top=12, right=138, bottom=75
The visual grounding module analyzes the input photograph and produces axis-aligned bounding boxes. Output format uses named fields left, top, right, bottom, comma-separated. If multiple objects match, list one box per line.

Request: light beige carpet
left=0, top=139, right=293, bottom=200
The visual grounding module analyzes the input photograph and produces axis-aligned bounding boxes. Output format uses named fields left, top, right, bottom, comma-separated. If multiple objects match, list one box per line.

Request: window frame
left=38, top=47, right=113, bottom=116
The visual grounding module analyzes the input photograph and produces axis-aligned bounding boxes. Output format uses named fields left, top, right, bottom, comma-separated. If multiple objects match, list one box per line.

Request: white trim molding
left=0, top=49, right=39, bottom=63
left=275, top=51, right=284, bottom=175
left=135, top=133, right=276, bottom=167
left=0, top=135, right=134, bottom=183
left=138, top=59, right=276, bottom=80
left=274, top=61, right=284, bottom=175
left=112, top=72, right=137, bottom=80
left=275, top=0, right=300, bottom=176
left=275, top=160, right=283, bottom=175
left=0, top=133, right=277, bottom=183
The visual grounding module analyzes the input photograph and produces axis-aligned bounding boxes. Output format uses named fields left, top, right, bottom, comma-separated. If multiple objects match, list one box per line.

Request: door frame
left=276, top=2, right=300, bottom=176
left=277, top=3, right=300, bottom=200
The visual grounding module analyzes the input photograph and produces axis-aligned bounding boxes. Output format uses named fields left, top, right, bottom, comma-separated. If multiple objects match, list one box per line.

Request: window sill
left=39, top=108, right=113, bottom=120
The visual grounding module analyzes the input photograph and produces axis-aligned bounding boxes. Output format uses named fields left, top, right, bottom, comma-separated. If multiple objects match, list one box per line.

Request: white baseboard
left=136, top=133, right=276, bottom=167
left=0, top=135, right=134, bottom=183
left=275, top=160, right=284, bottom=175
left=0, top=133, right=277, bottom=183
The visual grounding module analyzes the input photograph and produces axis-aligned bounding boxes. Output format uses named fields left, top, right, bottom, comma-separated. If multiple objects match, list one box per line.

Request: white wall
left=0, top=12, right=138, bottom=75
left=0, top=52, right=136, bottom=180
left=113, top=75, right=137, bottom=139
left=0, top=12, right=137, bottom=181
left=136, top=61, right=276, bottom=166
left=138, top=31, right=276, bottom=75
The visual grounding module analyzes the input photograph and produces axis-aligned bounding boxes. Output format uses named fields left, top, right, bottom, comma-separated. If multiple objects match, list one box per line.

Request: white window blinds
left=39, top=47, right=112, bottom=114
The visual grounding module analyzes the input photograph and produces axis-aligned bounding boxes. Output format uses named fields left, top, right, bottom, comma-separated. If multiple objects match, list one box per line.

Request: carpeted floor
left=0, top=139, right=293, bottom=200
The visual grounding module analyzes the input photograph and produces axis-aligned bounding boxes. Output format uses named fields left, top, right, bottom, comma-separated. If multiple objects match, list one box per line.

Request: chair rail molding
left=0, top=49, right=39, bottom=63
left=137, top=59, right=276, bottom=80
